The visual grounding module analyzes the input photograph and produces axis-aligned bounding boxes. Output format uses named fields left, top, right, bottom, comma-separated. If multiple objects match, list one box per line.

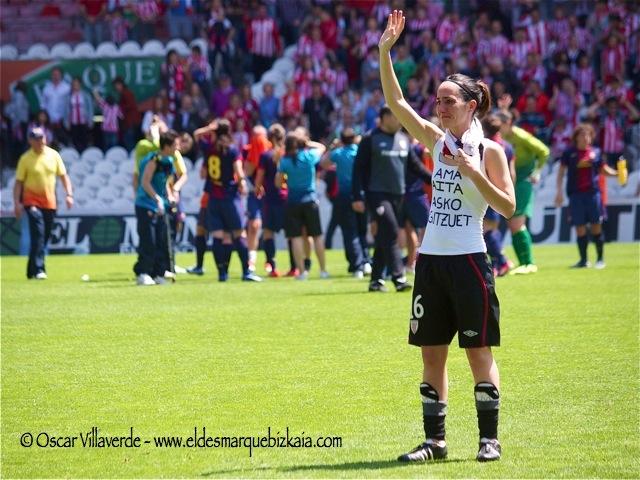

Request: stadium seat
left=251, top=83, right=263, bottom=102
left=84, top=175, right=105, bottom=192
left=0, top=45, right=19, bottom=60
left=93, top=161, right=114, bottom=180
left=96, top=42, right=119, bottom=58
left=73, top=42, right=95, bottom=58
left=50, top=42, right=74, bottom=59
left=142, top=40, right=165, bottom=56
left=105, top=146, right=129, bottom=163
left=273, top=57, right=295, bottom=75
left=118, top=41, right=142, bottom=57
left=284, top=45, right=297, bottom=59
left=111, top=198, right=132, bottom=213
left=81, top=147, right=104, bottom=164
left=23, top=43, right=50, bottom=59
left=60, top=147, right=80, bottom=165
left=261, top=70, right=285, bottom=85
left=166, top=38, right=190, bottom=56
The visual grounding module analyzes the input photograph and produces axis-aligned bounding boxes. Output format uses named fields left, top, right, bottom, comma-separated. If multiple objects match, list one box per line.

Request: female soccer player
left=379, top=11, right=515, bottom=462
left=555, top=123, right=618, bottom=268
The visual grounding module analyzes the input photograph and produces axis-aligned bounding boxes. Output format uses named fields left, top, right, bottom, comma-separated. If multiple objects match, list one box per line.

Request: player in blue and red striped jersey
left=200, top=119, right=261, bottom=282
left=481, top=114, right=516, bottom=277
left=254, top=123, right=289, bottom=277
left=555, top=123, right=618, bottom=269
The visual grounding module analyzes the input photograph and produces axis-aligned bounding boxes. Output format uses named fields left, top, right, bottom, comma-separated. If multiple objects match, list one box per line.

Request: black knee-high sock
left=234, top=237, right=249, bottom=275
left=264, top=238, right=276, bottom=268
left=288, top=239, right=295, bottom=270
left=420, top=383, right=447, bottom=442
left=577, top=234, right=588, bottom=263
left=304, top=257, right=311, bottom=272
left=475, top=383, right=500, bottom=440
left=593, top=232, right=604, bottom=261
left=212, top=238, right=225, bottom=273
left=222, top=242, right=233, bottom=274
left=195, top=235, right=206, bottom=269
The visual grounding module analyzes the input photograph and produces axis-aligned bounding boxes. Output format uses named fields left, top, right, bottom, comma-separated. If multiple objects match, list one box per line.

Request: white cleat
left=136, top=274, right=156, bottom=286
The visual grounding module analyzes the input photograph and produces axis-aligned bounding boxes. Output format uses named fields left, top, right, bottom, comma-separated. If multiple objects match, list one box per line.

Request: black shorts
left=408, top=253, right=500, bottom=348
left=284, top=201, right=322, bottom=238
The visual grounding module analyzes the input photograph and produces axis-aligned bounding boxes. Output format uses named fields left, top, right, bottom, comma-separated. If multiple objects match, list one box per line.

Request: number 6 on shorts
left=413, top=294, right=424, bottom=319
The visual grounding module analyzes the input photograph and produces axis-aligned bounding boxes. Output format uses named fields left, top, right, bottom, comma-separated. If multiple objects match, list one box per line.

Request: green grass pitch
left=2, top=243, right=639, bottom=478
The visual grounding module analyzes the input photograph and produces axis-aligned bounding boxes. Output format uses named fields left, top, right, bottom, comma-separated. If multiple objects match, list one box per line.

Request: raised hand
left=378, top=9, right=405, bottom=54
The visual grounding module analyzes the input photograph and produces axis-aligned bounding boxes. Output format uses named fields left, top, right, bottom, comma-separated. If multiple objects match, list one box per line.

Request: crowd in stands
left=2, top=0, right=640, bottom=173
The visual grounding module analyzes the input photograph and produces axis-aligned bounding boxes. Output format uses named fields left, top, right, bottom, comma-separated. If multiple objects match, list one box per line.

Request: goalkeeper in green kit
left=498, top=110, right=550, bottom=274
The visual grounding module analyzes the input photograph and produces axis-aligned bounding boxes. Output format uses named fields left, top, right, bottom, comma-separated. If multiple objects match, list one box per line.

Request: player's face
left=436, top=82, right=474, bottom=130
left=575, top=130, right=593, bottom=149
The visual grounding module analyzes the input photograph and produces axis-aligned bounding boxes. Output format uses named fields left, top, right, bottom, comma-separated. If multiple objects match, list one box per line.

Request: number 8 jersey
left=200, top=139, right=242, bottom=199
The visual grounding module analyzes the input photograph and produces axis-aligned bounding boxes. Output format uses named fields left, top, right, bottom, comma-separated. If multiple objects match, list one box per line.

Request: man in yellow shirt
left=13, top=127, right=74, bottom=279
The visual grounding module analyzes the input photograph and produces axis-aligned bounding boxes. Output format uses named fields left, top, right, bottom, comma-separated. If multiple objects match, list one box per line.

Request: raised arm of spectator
left=193, top=120, right=218, bottom=142
left=379, top=10, right=444, bottom=152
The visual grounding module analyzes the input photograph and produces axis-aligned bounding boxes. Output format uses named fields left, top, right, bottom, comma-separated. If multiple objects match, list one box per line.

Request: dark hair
left=112, top=76, right=125, bottom=87
left=159, top=129, right=179, bottom=149
left=284, top=132, right=305, bottom=161
left=444, top=73, right=492, bottom=119
left=481, top=114, right=502, bottom=138
left=379, top=104, right=393, bottom=119
left=341, top=127, right=356, bottom=145
left=268, top=123, right=285, bottom=144
left=215, top=119, right=232, bottom=137
left=191, top=45, right=202, bottom=54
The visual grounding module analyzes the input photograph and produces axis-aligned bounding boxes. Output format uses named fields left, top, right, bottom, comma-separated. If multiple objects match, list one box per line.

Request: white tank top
left=419, top=137, right=488, bottom=255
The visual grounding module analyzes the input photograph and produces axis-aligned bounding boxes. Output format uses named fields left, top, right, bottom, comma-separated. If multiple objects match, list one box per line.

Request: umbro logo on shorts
left=410, top=319, right=419, bottom=334
left=463, top=330, right=478, bottom=337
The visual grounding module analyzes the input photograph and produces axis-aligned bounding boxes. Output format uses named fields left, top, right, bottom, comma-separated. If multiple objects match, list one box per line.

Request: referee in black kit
left=352, top=106, right=432, bottom=292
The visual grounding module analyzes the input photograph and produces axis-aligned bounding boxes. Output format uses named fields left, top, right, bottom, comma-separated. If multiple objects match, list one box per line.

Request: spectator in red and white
left=333, top=61, right=349, bottom=98
left=188, top=45, right=212, bottom=99
left=548, top=5, right=570, bottom=50
left=472, top=25, right=491, bottom=66
left=360, top=46, right=382, bottom=92
left=92, top=89, right=123, bottom=150
left=600, top=34, right=626, bottom=80
left=233, top=118, right=249, bottom=152
left=360, top=17, right=381, bottom=57
left=296, top=25, right=327, bottom=65
left=586, top=95, right=640, bottom=167
left=436, top=12, right=465, bottom=50
left=572, top=54, right=595, bottom=104
left=293, top=56, right=317, bottom=102
left=602, top=76, right=635, bottom=106
left=549, top=78, right=583, bottom=126
left=525, top=7, right=549, bottom=57
left=141, top=96, right=171, bottom=136
left=80, top=0, right=107, bottom=46
left=40, top=0, right=61, bottom=17
left=40, top=67, right=70, bottom=146
left=64, top=77, right=94, bottom=152
left=164, top=0, right=195, bottom=41
left=488, top=19, right=510, bottom=61
left=317, top=57, right=337, bottom=97
left=518, top=52, right=547, bottom=88
left=406, top=6, right=433, bottom=51
left=161, top=49, right=186, bottom=118
left=205, top=1, right=234, bottom=77
left=565, top=34, right=585, bottom=70
left=510, top=27, right=535, bottom=70
left=246, top=4, right=282, bottom=81
left=132, top=0, right=160, bottom=43
left=239, top=83, right=259, bottom=127
left=109, top=7, right=130, bottom=45
left=303, top=80, right=334, bottom=142
left=210, top=74, right=235, bottom=119
left=280, top=80, right=303, bottom=130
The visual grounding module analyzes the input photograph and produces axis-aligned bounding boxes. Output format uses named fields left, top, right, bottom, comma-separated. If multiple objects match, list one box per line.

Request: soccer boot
left=477, top=439, right=501, bottom=462
left=397, top=442, right=448, bottom=462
